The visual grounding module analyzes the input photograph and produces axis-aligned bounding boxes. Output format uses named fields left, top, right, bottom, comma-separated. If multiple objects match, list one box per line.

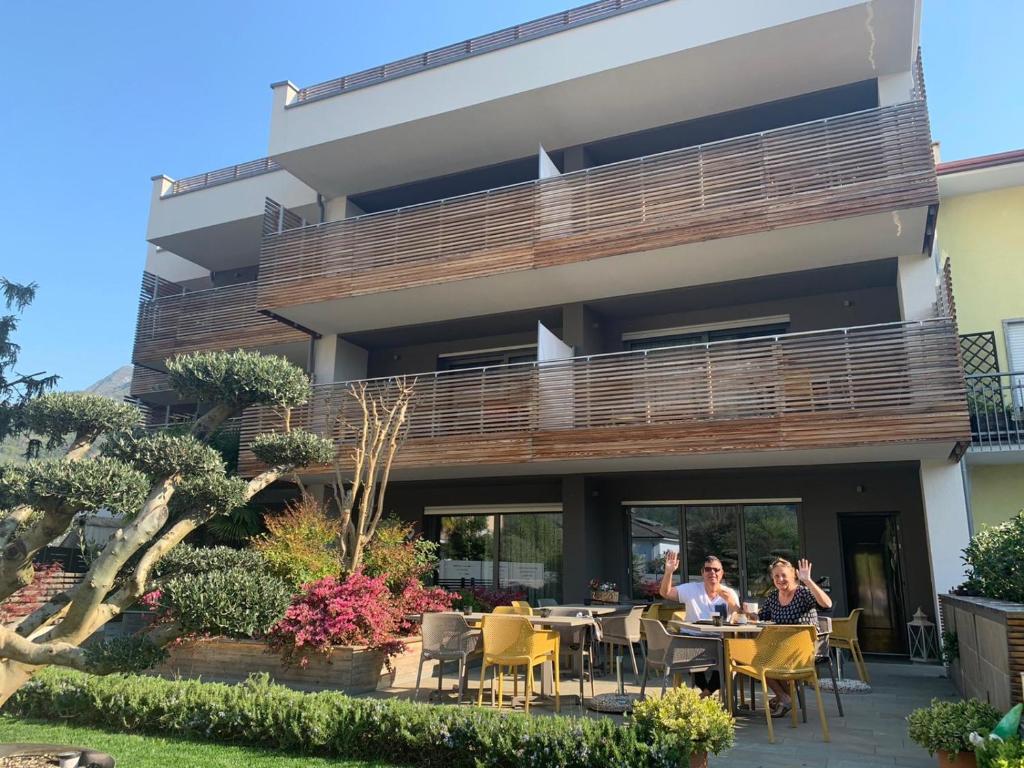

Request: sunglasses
left=703, top=566, right=723, bottom=574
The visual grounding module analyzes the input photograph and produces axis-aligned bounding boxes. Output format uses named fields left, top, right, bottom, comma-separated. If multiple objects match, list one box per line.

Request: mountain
left=83, top=365, right=132, bottom=401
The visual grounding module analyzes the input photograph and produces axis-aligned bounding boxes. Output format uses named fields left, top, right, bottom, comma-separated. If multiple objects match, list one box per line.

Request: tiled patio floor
left=371, top=658, right=955, bottom=767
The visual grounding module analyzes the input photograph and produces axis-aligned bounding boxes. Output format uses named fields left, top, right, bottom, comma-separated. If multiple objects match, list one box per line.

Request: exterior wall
left=383, top=463, right=934, bottom=630
left=968, top=464, right=1024, bottom=529
left=940, top=186, right=1024, bottom=369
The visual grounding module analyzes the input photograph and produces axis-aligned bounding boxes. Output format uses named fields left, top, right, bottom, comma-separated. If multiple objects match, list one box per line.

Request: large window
left=627, top=503, right=800, bottom=601
left=435, top=508, right=562, bottom=602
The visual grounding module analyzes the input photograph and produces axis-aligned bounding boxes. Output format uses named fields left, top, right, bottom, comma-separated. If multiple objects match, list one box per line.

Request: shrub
left=82, top=636, right=168, bottom=675
left=363, top=517, right=439, bottom=591
left=251, top=495, right=341, bottom=589
left=9, top=669, right=657, bottom=768
left=396, top=580, right=456, bottom=635
left=907, top=698, right=1002, bottom=757
left=160, top=567, right=292, bottom=639
left=962, top=512, right=1024, bottom=603
left=630, top=685, right=735, bottom=760
left=267, top=571, right=406, bottom=666
left=977, top=738, right=1024, bottom=768
left=151, top=544, right=268, bottom=580
left=451, top=585, right=526, bottom=612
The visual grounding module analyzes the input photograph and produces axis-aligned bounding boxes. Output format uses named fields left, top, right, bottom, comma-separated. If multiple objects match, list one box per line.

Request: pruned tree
left=330, top=378, right=414, bottom=573
left=0, top=349, right=333, bottom=707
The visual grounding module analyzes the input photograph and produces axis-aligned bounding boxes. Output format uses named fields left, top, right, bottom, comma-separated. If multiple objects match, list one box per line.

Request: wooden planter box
left=150, top=636, right=422, bottom=695
left=939, top=594, right=1024, bottom=710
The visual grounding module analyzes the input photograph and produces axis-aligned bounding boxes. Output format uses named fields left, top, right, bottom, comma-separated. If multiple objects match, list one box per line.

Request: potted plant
left=590, top=578, right=620, bottom=604
left=631, top=685, right=735, bottom=768
left=908, top=698, right=1002, bottom=767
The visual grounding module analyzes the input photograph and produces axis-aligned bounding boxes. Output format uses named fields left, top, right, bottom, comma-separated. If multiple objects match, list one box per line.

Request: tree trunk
left=0, top=659, right=38, bottom=709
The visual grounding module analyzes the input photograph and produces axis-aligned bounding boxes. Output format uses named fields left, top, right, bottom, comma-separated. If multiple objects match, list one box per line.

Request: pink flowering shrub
left=395, top=580, right=455, bottom=635
left=451, top=585, right=526, bottom=612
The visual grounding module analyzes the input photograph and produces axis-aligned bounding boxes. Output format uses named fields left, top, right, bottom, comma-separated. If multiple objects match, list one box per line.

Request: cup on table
left=712, top=614, right=723, bottom=627
left=462, top=606, right=473, bottom=616
left=743, top=602, right=759, bottom=620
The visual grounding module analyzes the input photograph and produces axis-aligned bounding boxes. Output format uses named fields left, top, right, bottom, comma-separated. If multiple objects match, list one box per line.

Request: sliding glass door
left=436, top=510, right=562, bottom=602
left=627, top=503, right=799, bottom=601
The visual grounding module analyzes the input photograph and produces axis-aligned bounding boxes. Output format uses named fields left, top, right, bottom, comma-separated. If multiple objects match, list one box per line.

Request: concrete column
left=897, top=253, right=938, bottom=322
left=561, top=476, right=590, bottom=603
left=324, top=196, right=365, bottom=223
left=919, top=459, right=972, bottom=625
left=311, top=335, right=369, bottom=385
left=878, top=71, right=916, bottom=106
left=562, top=145, right=592, bottom=173
left=561, top=303, right=603, bottom=355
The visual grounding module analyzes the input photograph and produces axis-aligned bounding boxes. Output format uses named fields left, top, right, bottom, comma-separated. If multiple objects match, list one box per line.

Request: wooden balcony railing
left=164, top=157, right=281, bottom=197
left=291, top=0, right=669, bottom=104
left=132, top=275, right=308, bottom=367
left=258, top=101, right=938, bottom=311
left=129, top=366, right=172, bottom=398
left=238, top=318, right=969, bottom=476
left=966, top=372, right=1024, bottom=451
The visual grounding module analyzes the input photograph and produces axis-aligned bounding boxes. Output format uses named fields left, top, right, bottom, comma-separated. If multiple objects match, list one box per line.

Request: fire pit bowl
left=0, top=744, right=115, bottom=767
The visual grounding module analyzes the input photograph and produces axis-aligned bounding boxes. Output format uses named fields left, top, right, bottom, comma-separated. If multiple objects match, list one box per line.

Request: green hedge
left=10, top=670, right=657, bottom=768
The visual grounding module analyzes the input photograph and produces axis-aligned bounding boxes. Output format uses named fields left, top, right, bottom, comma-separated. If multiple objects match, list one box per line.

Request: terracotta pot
left=688, top=752, right=708, bottom=768
left=936, top=751, right=976, bottom=768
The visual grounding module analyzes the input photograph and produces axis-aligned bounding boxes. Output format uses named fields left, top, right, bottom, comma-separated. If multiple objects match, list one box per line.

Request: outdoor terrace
left=257, top=101, right=938, bottom=328
left=238, top=318, right=969, bottom=477
left=966, top=371, right=1024, bottom=452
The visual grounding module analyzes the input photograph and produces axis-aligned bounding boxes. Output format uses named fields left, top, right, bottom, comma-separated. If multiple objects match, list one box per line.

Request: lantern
left=907, top=607, right=939, bottom=663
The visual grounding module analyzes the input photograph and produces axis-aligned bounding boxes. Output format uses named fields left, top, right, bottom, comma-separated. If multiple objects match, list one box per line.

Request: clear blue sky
left=1, top=1, right=1020, bottom=390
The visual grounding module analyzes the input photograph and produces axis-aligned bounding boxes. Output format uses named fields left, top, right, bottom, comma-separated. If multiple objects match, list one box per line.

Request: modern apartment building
left=133, top=0, right=971, bottom=655
left=937, top=149, right=1024, bottom=531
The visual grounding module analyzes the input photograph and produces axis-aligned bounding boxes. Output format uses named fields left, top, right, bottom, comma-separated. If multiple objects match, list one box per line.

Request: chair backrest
left=492, top=605, right=516, bottom=615
left=511, top=601, right=534, bottom=616
left=481, top=614, right=535, bottom=657
left=546, top=606, right=593, bottom=617
left=622, top=605, right=644, bottom=640
left=421, top=612, right=472, bottom=653
left=831, top=608, right=863, bottom=642
left=751, top=625, right=817, bottom=670
left=641, top=617, right=672, bottom=659
left=535, top=598, right=558, bottom=608
left=814, top=616, right=832, bottom=657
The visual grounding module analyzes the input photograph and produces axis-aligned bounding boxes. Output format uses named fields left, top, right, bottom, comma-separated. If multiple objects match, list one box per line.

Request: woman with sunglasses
left=757, top=557, right=832, bottom=717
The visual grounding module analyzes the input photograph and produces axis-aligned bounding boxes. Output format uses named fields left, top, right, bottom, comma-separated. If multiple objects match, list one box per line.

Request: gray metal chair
left=598, top=605, right=645, bottom=683
left=640, top=618, right=724, bottom=697
left=415, top=612, right=481, bottom=703
left=546, top=606, right=598, bottom=698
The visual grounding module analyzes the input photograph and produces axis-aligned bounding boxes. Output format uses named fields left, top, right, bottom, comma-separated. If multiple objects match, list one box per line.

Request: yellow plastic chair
left=725, top=625, right=830, bottom=744
left=829, top=608, right=870, bottom=683
left=511, top=601, right=534, bottom=616
left=477, top=614, right=560, bottom=713
left=491, top=606, right=516, bottom=615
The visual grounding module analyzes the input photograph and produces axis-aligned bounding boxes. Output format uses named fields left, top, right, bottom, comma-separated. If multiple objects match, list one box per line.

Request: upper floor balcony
left=132, top=273, right=309, bottom=370
left=238, top=317, right=969, bottom=480
left=268, top=0, right=922, bottom=198
left=965, top=372, right=1024, bottom=457
left=258, top=100, right=938, bottom=335
left=147, top=159, right=318, bottom=274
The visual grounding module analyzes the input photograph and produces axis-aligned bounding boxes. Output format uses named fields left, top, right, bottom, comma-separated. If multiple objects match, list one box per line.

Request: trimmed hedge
left=11, top=670, right=658, bottom=768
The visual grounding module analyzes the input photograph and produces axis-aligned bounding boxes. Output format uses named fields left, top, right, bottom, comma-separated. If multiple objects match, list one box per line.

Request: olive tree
left=0, top=349, right=333, bottom=706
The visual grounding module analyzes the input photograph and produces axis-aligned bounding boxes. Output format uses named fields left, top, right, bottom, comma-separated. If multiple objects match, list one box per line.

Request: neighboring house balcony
left=965, top=372, right=1024, bottom=456
left=257, top=101, right=938, bottom=336
left=238, top=318, right=969, bottom=479
left=132, top=272, right=309, bottom=370
left=129, top=366, right=173, bottom=400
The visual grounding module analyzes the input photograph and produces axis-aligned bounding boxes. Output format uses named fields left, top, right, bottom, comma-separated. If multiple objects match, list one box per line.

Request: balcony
left=966, top=372, right=1024, bottom=454
left=238, top=318, right=969, bottom=479
left=132, top=274, right=309, bottom=369
left=259, top=101, right=938, bottom=334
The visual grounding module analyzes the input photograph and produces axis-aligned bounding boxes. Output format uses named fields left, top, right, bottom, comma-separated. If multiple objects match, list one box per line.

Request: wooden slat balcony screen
left=258, top=101, right=938, bottom=311
left=238, top=319, right=969, bottom=476
left=132, top=276, right=308, bottom=367
left=129, top=366, right=172, bottom=398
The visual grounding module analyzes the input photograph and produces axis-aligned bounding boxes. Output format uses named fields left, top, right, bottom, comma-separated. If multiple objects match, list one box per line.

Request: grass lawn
left=0, top=715, right=388, bottom=767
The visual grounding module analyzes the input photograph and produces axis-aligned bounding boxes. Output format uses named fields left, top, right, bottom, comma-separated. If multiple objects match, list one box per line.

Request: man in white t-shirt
left=657, top=551, right=740, bottom=696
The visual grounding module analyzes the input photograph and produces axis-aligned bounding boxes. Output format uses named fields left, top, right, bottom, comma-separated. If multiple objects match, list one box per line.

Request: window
left=433, top=507, right=562, bottom=602
left=626, top=503, right=800, bottom=601
left=624, top=317, right=790, bottom=352
left=438, top=346, right=537, bottom=371
left=1005, top=320, right=1024, bottom=410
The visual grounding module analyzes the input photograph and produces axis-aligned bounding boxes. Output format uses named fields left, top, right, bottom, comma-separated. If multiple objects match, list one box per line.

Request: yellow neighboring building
left=938, top=149, right=1024, bottom=531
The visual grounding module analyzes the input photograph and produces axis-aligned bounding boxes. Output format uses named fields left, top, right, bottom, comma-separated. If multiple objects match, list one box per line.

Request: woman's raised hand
left=797, top=558, right=813, bottom=583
